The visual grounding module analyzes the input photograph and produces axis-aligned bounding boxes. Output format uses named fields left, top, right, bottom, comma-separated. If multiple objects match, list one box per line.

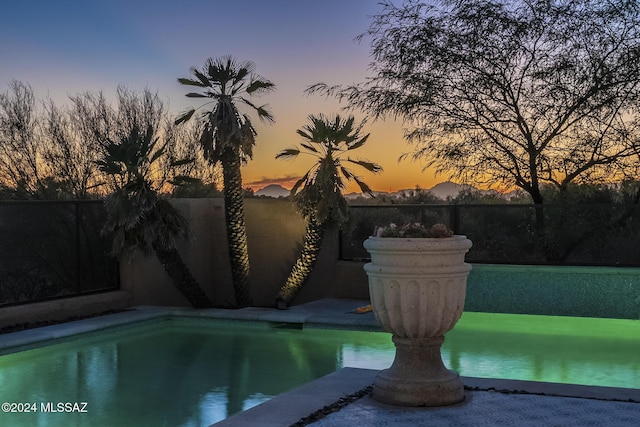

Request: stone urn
left=363, top=235, right=472, bottom=406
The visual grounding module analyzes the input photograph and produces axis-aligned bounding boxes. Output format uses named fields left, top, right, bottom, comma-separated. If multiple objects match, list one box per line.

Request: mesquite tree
left=309, top=0, right=640, bottom=204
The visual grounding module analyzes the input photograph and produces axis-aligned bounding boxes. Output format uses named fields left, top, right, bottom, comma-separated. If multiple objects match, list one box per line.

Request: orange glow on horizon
left=240, top=112, right=449, bottom=194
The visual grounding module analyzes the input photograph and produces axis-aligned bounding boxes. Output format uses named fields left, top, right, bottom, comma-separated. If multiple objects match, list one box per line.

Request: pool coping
left=0, top=298, right=382, bottom=354
left=1, top=299, right=639, bottom=426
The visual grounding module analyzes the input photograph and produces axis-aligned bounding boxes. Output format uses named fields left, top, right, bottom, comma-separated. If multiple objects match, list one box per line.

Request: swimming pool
left=0, top=312, right=638, bottom=426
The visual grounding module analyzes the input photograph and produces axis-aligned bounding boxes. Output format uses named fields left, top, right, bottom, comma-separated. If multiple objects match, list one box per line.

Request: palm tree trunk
left=153, top=243, right=213, bottom=308
left=276, top=218, right=326, bottom=308
left=221, top=146, right=252, bottom=308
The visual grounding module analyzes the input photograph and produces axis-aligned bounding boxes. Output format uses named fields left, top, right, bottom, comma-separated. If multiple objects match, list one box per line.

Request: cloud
left=245, top=175, right=302, bottom=189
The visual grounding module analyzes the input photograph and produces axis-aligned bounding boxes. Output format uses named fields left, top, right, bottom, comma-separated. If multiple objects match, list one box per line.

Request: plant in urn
left=364, top=222, right=472, bottom=406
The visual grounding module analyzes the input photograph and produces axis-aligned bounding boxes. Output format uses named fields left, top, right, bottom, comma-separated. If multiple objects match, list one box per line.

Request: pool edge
left=0, top=299, right=381, bottom=354
left=212, top=367, right=379, bottom=427
left=0, top=307, right=171, bottom=353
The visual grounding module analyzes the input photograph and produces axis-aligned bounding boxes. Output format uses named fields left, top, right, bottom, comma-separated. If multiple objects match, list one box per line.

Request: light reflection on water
left=0, top=313, right=637, bottom=426
left=444, top=312, right=640, bottom=388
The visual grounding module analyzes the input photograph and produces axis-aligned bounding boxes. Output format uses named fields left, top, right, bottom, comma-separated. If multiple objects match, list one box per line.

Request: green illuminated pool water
left=0, top=313, right=638, bottom=426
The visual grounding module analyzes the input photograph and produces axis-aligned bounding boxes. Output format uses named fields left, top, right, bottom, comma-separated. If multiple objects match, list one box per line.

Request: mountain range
left=254, top=184, right=291, bottom=198
left=375, top=181, right=473, bottom=200
left=254, top=181, right=473, bottom=199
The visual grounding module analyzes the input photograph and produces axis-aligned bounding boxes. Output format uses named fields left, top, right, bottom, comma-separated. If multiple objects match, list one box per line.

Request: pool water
left=0, top=313, right=638, bottom=426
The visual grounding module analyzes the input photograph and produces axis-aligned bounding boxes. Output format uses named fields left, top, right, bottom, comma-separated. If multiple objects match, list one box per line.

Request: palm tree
left=275, top=114, right=382, bottom=308
left=97, top=125, right=213, bottom=308
left=176, top=56, right=275, bottom=308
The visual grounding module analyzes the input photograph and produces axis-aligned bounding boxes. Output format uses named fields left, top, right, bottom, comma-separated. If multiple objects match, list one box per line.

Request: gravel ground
left=290, top=385, right=374, bottom=426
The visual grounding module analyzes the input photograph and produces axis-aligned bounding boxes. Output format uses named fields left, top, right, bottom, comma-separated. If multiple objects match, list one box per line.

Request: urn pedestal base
left=373, top=335, right=464, bottom=407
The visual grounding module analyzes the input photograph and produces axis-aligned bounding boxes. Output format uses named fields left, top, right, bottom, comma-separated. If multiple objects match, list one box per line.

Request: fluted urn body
left=363, top=235, right=472, bottom=407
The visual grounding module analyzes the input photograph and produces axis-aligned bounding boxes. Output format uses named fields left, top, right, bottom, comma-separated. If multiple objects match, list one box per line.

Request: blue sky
left=0, top=0, right=438, bottom=192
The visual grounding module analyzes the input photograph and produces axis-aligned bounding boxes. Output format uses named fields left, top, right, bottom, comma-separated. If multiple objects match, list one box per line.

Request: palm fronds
left=277, top=114, right=382, bottom=226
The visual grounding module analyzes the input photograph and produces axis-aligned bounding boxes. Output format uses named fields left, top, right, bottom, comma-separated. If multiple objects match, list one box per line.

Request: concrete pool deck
left=1, top=298, right=639, bottom=426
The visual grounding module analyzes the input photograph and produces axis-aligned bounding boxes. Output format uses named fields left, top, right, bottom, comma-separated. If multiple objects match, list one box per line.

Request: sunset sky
left=0, top=0, right=442, bottom=193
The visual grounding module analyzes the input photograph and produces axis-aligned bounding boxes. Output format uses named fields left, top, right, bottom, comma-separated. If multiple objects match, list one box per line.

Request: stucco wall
left=120, top=198, right=233, bottom=307
left=119, top=198, right=329, bottom=307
